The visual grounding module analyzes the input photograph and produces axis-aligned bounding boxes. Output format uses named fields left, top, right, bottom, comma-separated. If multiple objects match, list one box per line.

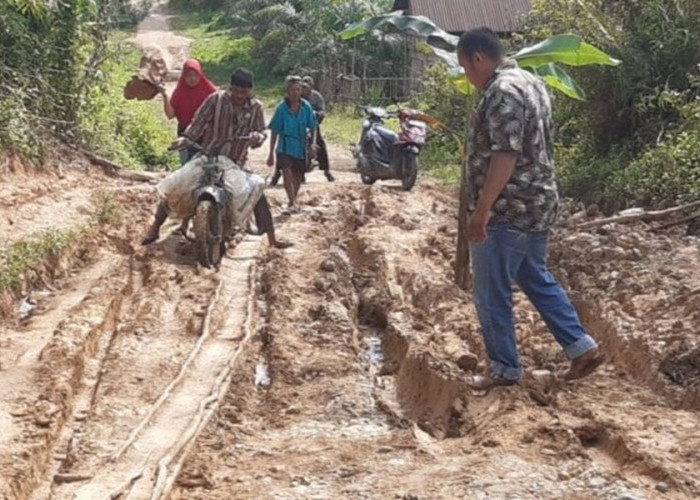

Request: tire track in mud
left=39, top=236, right=263, bottom=500
left=0, top=254, right=133, bottom=498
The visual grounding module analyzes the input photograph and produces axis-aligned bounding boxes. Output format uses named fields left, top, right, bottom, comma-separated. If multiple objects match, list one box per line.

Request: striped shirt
left=183, top=90, right=266, bottom=165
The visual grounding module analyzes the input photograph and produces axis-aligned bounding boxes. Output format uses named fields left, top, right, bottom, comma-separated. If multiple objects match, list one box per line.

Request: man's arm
left=267, top=131, right=278, bottom=166
left=468, top=152, right=517, bottom=243
left=249, top=102, right=267, bottom=148
left=468, top=89, right=524, bottom=243
left=314, top=91, right=326, bottom=122
left=307, top=105, right=318, bottom=146
left=315, top=91, right=325, bottom=112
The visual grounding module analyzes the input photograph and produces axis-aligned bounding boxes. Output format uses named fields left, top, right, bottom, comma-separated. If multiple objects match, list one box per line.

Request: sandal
left=465, top=374, right=519, bottom=392
left=564, top=348, right=606, bottom=381
left=273, top=240, right=294, bottom=249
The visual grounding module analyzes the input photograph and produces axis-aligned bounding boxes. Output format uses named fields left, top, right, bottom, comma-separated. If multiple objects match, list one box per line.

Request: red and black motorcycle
left=350, top=106, right=428, bottom=191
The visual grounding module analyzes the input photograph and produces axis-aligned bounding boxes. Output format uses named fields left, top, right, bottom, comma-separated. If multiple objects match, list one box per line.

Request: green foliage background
left=517, top=0, right=700, bottom=209
left=0, top=0, right=175, bottom=169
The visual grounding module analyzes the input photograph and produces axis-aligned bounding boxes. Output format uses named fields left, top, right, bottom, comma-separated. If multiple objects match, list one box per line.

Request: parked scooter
left=350, top=106, right=428, bottom=191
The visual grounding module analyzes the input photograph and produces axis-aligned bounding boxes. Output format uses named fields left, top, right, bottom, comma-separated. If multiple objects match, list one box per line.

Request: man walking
left=302, top=76, right=334, bottom=182
left=458, top=28, right=604, bottom=390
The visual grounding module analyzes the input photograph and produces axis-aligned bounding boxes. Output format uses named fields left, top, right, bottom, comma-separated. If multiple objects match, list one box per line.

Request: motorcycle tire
left=401, top=152, right=419, bottom=191
left=361, top=171, right=377, bottom=185
left=193, top=199, right=223, bottom=268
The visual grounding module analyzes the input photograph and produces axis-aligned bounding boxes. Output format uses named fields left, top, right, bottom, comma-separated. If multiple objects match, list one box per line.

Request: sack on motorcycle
left=157, top=155, right=265, bottom=226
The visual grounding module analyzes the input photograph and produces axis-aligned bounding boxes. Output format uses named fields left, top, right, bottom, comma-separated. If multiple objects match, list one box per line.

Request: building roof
left=392, top=0, right=533, bottom=34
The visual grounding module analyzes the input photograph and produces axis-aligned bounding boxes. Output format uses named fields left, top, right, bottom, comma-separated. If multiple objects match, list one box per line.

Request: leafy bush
left=518, top=0, right=700, bottom=209
left=0, top=0, right=161, bottom=166
left=0, top=229, right=79, bottom=293
left=610, top=99, right=700, bottom=206
left=78, top=34, right=177, bottom=170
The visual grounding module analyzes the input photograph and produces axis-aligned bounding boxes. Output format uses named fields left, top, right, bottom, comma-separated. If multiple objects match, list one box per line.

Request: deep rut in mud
left=166, top=180, right=699, bottom=500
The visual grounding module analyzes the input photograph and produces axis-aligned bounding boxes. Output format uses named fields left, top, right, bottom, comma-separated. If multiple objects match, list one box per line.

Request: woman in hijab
left=160, top=59, right=217, bottom=164
left=267, top=75, right=317, bottom=214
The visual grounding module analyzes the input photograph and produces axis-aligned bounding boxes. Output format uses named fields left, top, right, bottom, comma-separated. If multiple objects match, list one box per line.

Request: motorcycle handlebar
left=169, top=135, right=257, bottom=154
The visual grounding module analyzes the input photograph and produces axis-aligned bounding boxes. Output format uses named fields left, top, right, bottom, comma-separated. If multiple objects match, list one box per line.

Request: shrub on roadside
left=79, top=36, right=177, bottom=171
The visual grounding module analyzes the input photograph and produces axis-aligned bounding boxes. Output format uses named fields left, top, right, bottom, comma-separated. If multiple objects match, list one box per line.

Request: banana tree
left=340, top=11, right=619, bottom=100
left=340, top=12, right=620, bottom=290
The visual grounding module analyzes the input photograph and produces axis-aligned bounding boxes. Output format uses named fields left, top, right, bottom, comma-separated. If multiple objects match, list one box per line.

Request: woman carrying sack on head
left=267, top=75, right=318, bottom=214
left=160, top=59, right=217, bottom=165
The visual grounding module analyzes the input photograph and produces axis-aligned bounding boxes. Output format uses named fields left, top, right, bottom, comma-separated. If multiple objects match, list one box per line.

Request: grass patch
left=168, top=2, right=284, bottom=107
left=92, top=191, right=122, bottom=225
left=322, top=106, right=363, bottom=148
left=421, top=134, right=462, bottom=185
left=0, top=230, right=81, bottom=293
left=80, top=32, right=177, bottom=171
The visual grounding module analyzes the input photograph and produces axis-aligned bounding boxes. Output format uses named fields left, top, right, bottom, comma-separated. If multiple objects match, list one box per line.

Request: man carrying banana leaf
left=458, top=28, right=605, bottom=391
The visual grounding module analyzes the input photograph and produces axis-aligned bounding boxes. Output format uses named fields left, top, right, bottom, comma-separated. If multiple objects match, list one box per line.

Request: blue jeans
left=470, top=223, right=597, bottom=382
left=179, top=149, right=192, bottom=166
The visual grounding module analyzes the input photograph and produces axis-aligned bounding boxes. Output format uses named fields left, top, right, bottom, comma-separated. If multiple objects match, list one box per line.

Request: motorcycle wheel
left=193, top=199, right=223, bottom=268
left=401, top=152, right=419, bottom=191
left=361, top=171, right=377, bottom=185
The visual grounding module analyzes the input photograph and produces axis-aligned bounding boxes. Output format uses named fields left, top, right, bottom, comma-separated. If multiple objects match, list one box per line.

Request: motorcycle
left=165, top=136, right=265, bottom=268
left=350, top=106, right=428, bottom=191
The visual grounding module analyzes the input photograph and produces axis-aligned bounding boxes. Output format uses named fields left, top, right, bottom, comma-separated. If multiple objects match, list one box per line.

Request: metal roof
left=392, top=0, right=533, bottom=34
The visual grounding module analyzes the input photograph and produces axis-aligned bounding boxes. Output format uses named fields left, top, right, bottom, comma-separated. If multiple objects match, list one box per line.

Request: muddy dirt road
left=1, top=2, right=699, bottom=499
left=2, top=152, right=698, bottom=499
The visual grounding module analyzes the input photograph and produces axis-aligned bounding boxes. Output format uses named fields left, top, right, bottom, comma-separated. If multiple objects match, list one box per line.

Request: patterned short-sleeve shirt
left=467, top=59, right=559, bottom=232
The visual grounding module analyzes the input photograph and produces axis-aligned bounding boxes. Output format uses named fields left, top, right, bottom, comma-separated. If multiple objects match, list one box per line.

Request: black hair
left=231, top=68, right=254, bottom=88
left=457, top=27, right=505, bottom=59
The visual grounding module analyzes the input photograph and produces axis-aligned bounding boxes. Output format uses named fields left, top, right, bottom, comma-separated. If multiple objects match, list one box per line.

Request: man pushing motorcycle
left=141, top=68, right=292, bottom=250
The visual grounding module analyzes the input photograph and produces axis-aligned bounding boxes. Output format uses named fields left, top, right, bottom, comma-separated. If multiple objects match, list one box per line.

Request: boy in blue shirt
left=267, top=75, right=317, bottom=213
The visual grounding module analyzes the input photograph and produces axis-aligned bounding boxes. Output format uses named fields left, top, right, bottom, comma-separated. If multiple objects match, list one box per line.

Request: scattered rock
left=53, top=473, right=92, bottom=484
left=586, top=204, right=600, bottom=217
left=254, top=362, right=271, bottom=389
left=320, top=259, right=336, bottom=272
left=531, top=369, right=554, bottom=383
left=588, top=476, right=607, bottom=488
left=291, top=475, right=310, bottom=486
left=455, top=352, right=479, bottom=372
left=656, top=482, right=670, bottom=493
left=481, top=438, right=500, bottom=448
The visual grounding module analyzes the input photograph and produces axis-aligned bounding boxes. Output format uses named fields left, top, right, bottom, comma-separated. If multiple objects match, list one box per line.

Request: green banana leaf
left=514, top=34, right=621, bottom=68
left=448, top=62, right=584, bottom=100
left=340, top=10, right=458, bottom=51
left=531, top=63, right=586, bottom=100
